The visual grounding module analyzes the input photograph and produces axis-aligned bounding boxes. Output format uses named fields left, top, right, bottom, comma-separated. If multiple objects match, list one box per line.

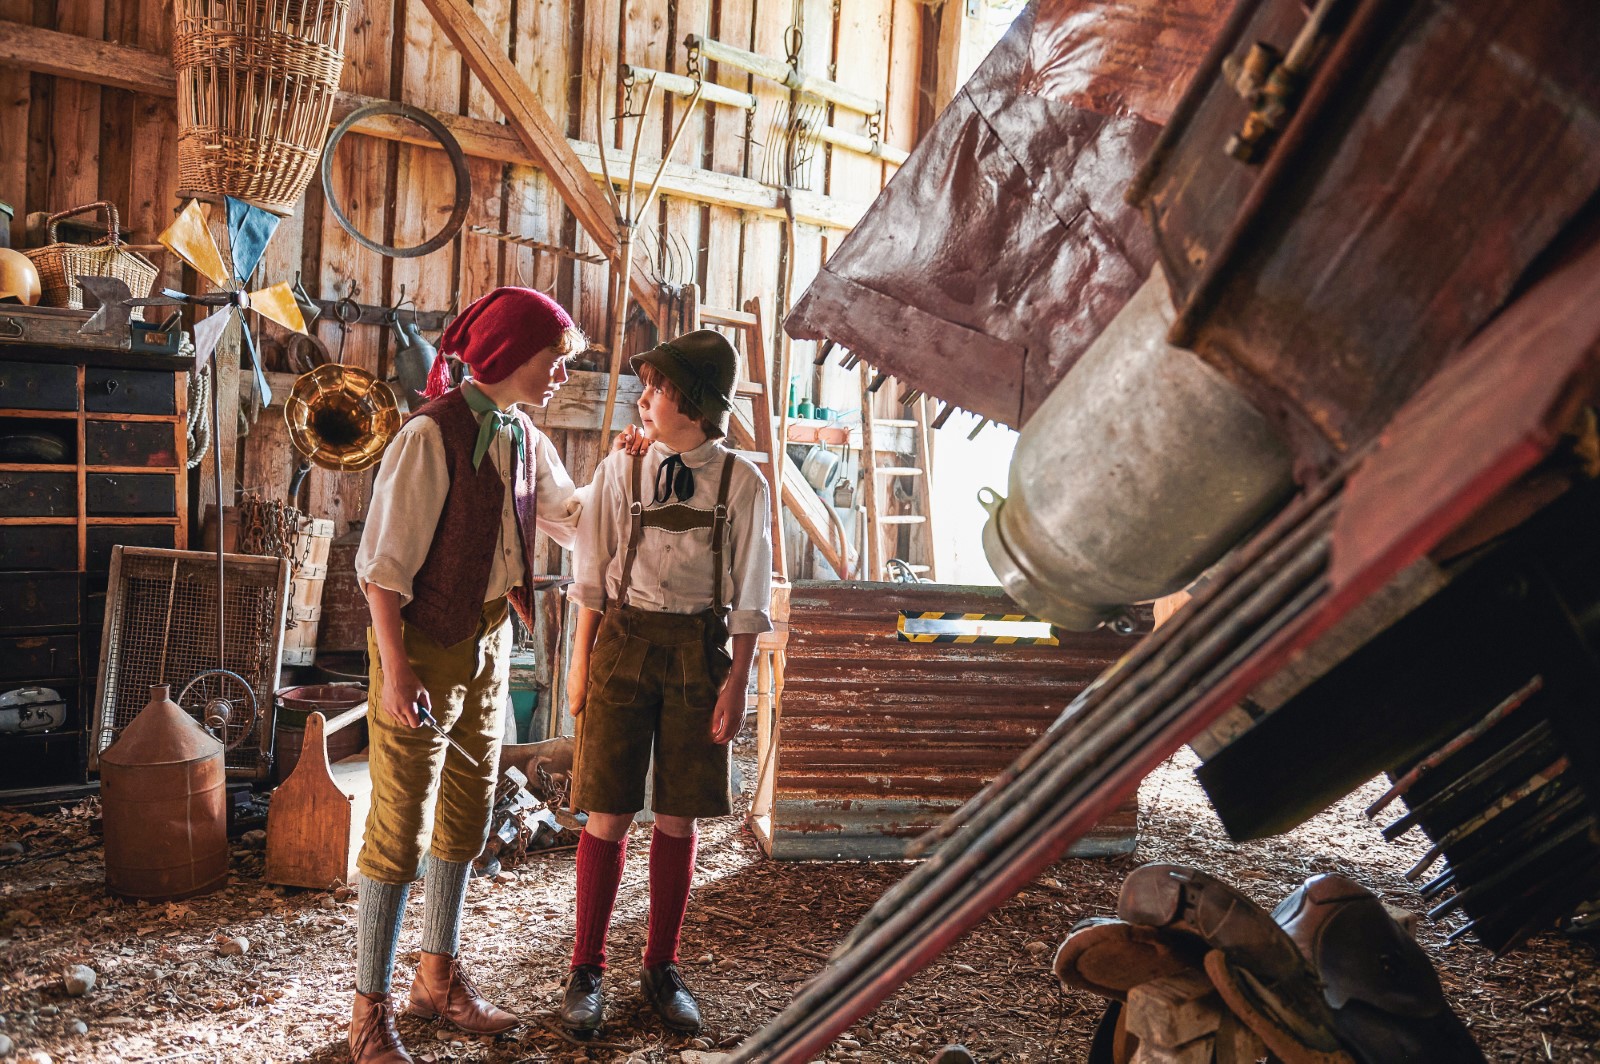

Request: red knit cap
left=423, top=286, right=575, bottom=397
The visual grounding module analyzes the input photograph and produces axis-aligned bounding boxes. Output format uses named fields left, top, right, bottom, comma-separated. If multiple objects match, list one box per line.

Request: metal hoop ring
left=321, top=102, right=472, bottom=259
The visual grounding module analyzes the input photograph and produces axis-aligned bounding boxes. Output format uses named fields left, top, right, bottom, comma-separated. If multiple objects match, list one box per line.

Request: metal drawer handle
left=0, top=316, right=23, bottom=339
left=102, top=379, right=120, bottom=394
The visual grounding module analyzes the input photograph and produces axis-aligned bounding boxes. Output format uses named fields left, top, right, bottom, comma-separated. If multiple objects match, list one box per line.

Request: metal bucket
left=99, top=684, right=228, bottom=901
left=981, top=268, right=1295, bottom=630
left=272, top=683, right=367, bottom=782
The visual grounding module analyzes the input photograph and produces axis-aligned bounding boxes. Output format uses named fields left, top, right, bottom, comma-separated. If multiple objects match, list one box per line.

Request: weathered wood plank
left=419, top=0, right=668, bottom=327
left=0, top=19, right=871, bottom=231
left=0, top=0, right=29, bottom=248
left=47, top=0, right=103, bottom=212
left=392, top=0, right=463, bottom=317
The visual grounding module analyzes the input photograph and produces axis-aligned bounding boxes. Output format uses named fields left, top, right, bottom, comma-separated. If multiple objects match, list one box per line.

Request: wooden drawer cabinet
left=0, top=526, right=77, bottom=570
left=0, top=472, right=77, bottom=516
left=87, top=525, right=177, bottom=572
left=0, top=634, right=79, bottom=681
left=85, top=367, right=176, bottom=415
left=0, top=359, right=77, bottom=410
left=86, top=421, right=180, bottom=467
left=0, top=571, right=81, bottom=630
left=0, top=345, right=188, bottom=799
left=87, top=473, right=177, bottom=516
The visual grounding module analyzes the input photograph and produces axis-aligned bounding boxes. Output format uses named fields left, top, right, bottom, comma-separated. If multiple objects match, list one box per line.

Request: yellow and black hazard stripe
left=895, top=611, right=1059, bottom=646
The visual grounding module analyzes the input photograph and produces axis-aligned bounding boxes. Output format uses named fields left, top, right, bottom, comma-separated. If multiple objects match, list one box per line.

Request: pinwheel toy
left=147, top=197, right=309, bottom=405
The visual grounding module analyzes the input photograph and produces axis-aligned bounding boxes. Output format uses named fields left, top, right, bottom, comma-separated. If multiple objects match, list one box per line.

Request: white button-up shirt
left=356, top=397, right=582, bottom=606
left=571, top=438, right=773, bottom=635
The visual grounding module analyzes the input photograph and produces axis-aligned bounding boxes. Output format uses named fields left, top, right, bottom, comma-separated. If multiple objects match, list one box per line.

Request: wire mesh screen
left=94, top=547, right=289, bottom=779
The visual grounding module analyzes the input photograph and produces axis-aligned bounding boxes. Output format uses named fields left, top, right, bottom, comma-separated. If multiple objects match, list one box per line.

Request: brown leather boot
left=406, top=952, right=519, bottom=1035
left=349, top=990, right=414, bottom=1063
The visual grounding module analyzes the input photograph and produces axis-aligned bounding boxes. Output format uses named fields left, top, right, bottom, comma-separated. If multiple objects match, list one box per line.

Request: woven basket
left=173, top=0, right=350, bottom=216
left=24, top=202, right=160, bottom=309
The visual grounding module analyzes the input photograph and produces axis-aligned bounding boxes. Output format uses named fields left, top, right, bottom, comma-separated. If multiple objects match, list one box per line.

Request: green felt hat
left=630, top=329, right=739, bottom=437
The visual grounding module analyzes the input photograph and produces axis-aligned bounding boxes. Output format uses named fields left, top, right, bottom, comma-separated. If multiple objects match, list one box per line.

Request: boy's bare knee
left=655, top=814, right=696, bottom=838
left=584, top=811, right=635, bottom=842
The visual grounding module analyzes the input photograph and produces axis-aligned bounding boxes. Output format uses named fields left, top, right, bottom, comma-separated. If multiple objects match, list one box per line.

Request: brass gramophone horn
left=284, top=364, right=401, bottom=485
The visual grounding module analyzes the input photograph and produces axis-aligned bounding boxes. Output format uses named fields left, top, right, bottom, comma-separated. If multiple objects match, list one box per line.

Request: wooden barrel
left=281, top=518, right=334, bottom=666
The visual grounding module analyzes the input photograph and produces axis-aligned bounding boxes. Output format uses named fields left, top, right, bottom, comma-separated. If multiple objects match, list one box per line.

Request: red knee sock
left=571, top=830, right=628, bottom=970
left=642, top=827, right=698, bottom=969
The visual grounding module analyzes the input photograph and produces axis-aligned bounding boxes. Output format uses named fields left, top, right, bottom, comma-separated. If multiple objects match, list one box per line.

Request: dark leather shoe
left=641, top=962, right=703, bottom=1034
left=559, top=964, right=605, bottom=1035
left=1274, top=874, right=1486, bottom=1063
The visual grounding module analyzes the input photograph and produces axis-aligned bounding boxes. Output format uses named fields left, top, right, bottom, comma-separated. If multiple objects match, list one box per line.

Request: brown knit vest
left=402, top=389, right=540, bottom=646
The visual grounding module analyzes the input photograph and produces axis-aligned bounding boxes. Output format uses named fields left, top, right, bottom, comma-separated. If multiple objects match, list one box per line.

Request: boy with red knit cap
left=558, top=329, right=772, bottom=1037
left=347, top=287, right=600, bottom=1063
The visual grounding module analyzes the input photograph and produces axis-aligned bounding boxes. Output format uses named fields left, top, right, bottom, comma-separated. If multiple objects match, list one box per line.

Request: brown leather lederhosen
left=569, top=450, right=740, bottom=816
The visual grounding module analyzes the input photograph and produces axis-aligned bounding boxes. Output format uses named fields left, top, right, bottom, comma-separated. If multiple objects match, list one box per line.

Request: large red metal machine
left=740, top=0, right=1600, bottom=1058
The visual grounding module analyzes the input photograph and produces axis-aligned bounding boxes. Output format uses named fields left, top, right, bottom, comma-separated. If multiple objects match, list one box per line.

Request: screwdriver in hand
left=414, top=703, right=481, bottom=767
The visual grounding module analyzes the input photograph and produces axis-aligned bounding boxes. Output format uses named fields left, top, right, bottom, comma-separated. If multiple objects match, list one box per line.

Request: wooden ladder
left=684, top=285, right=787, bottom=579
left=857, top=362, right=937, bottom=582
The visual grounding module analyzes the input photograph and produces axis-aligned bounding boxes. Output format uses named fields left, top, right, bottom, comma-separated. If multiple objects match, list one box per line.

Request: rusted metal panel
left=756, top=581, right=1144, bottom=859
left=783, top=0, right=1231, bottom=429
left=1132, top=0, right=1600, bottom=473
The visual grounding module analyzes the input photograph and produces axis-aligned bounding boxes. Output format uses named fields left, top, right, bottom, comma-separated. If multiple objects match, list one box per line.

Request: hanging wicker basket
left=24, top=202, right=160, bottom=309
left=173, top=0, right=351, bottom=216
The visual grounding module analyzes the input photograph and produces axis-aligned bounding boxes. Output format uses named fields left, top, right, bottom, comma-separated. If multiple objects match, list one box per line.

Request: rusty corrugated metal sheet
left=757, top=581, right=1143, bottom=860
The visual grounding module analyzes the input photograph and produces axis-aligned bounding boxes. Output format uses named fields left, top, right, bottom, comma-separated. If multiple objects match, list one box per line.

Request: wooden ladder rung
left=861, top=514, right=927, bottom=525
left=875, top=466, right=923, bottom=476
left=701, top=307, right=760, bottom=328
left=731, top=449, right=770, bottom=464
left=735, top=380, right=765, bottom=397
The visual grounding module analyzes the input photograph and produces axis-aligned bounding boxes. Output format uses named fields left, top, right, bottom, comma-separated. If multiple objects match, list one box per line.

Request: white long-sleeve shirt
left=571, top=438, right=772, bottom=636
left=356, top=404, right=582, bottom=606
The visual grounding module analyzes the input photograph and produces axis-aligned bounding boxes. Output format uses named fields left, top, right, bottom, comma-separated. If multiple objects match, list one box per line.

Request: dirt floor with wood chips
left=2, top=743, right=1597, bottom=1062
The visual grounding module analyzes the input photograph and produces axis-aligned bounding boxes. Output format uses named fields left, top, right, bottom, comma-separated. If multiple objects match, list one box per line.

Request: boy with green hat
left=558, top=329, right=774, bottom=1036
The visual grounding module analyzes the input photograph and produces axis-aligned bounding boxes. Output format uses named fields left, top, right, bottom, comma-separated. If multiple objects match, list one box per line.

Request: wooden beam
left=0, top=19, right=868, bottom=232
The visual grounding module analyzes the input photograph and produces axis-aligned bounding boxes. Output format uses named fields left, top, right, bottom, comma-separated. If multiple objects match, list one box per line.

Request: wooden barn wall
left=2, top=0, right=928, bottom=543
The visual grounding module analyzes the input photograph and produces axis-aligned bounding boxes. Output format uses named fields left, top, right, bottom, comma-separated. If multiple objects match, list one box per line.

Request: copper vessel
left=272, top=683, right=367, bottom=782
left=99, top=683, right=229, bottom=900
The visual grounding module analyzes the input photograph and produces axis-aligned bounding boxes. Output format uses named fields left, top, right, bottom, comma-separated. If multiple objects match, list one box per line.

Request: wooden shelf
left=86, top=516, right=182, bottom=525
left=0, top=407, right=77, bottom=419
left=84, top=412, right=180, bottom=424
left=0, top=462, right=76, bottom=472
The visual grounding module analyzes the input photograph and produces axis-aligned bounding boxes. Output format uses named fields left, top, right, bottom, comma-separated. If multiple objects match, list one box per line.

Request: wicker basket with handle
left=23, top=202, right=160, bottom=309
left=173, top=0, right=351, bottom=216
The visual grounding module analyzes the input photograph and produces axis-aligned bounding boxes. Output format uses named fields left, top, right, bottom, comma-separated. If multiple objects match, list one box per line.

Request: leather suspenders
left=615, top=450, right=737, bottom=612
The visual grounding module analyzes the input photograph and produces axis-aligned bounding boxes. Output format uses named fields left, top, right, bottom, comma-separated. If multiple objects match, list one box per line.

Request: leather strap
left=711, top=454, right=737, bottom=613
left=616, top=450, right=738, bottom=611
left=617, top=451, right=645, bottom=608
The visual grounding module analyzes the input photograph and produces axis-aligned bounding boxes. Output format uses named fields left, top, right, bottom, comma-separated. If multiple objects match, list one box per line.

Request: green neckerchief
left=462, top=381, right=525, bottom=472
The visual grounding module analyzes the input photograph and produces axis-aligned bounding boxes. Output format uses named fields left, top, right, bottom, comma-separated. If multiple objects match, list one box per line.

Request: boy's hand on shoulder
left=381, top=666, right=428, bottom=729
left=711, top=680, right=744, bottom=744
left=610, top=424, right=652, bottom=456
